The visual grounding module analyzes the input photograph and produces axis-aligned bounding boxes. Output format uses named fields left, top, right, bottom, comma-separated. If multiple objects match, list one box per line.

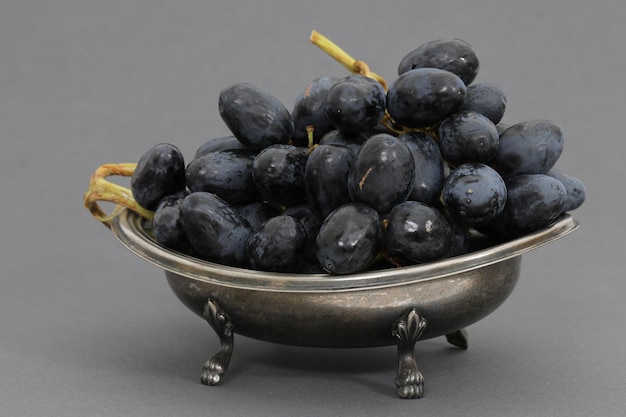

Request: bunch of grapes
left=129, top=33, right=586, bottom=275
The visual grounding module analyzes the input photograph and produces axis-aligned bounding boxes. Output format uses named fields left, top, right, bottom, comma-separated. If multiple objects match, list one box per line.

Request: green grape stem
left=310, top=30, right=441, bottom=143
left=310, top=30, right=388, bottom=90
left=305, top=124, right=319, bottom=155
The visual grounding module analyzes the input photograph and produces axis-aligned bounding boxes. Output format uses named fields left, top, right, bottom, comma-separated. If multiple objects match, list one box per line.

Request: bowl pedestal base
left=198, top=298, right=468, bottom=399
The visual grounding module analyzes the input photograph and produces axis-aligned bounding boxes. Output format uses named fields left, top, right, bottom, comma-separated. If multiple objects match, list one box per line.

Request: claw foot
left=201, top=299, right=234, bottom=386
left=395, top=364, right=425, bottom=399
left=200, top=353, right=229, bottom=385
left=392, top=308, right=427, bottom=399
left=445, top=328, right=468, bottom=350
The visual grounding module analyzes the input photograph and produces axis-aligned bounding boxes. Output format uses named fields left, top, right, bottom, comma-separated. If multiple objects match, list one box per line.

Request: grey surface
left=1, top=0, right=624, bottom=415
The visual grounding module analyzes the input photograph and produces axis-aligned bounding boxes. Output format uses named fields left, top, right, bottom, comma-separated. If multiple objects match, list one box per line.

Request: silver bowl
left=109, top=209, right=579, bottom=398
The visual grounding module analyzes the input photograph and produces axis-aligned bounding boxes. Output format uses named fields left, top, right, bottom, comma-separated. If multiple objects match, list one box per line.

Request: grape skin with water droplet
left=323, top=74, right=387, bottom=134
left=252, top=144, right=308, bottom=207
left=397, top=38, right=480, bottom=85
left=384, top=201, right=455, bottom=264
left=442, top=163, right=507, bottom=226
left=245, top=215, right=307, bottom=273
left=316, top=203, right=382, bottom=275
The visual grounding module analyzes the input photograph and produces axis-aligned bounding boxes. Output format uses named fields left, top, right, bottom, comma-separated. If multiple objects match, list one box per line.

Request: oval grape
left=458, top=83, right=507, bottom=124
left=252, top=144, right=308, bottom=207
left=315, top=203, right=382, bottom=275
left=493, top=119, right=564, bottom=179
left=219, top=82, right=294, bottom=152
left=179, top=192, right=253, bottom=267
left=323, top=74, right=386, bottom=134
left=386, top=68, right=467, bottom=128
left=245, top=215, right=307, bottom=273
left=185, top=149, right=258, bottom=205
left=384, top=201, right=454, bottom=264
left=305, top=144, right=355, bottom=218
left=130, top=143, right=186, bottom=211
left=442, top=163, right=507, bottom=226
left=483, top=174, right=566, bottom=237
left=438, top=111, right=500, bottom=165
left=348, top=133, right=415, bottom=214
left=292, top=76, right=340, bottom=146
left=398, top=39, right=480, bottom=85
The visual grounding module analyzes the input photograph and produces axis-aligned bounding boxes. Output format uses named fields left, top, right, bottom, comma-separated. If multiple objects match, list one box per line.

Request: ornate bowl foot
left=445, top=328, right=468, bottom=350
left=392, top=308, right=427, bottom=399
left=200, top=299, right=234, bottom=385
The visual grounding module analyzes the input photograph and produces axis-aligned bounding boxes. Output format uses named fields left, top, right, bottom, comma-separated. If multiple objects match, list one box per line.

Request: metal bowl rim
left=109, top=210, right=579, bottom=292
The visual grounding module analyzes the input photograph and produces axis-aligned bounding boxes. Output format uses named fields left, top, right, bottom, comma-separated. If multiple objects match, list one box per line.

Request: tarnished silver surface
left=110, top=209, right=578, bottom=346
left=108, top=209, right=578, bottom=397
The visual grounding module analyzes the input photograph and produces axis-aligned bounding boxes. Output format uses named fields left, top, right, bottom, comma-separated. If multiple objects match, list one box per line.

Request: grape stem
left=310, top=30, right=388, bottom=90
left=84, top=163, right=154, bottom=228
left=310, top=30, right=439, bottom=139
left=305, top=124, right=318, bottom=155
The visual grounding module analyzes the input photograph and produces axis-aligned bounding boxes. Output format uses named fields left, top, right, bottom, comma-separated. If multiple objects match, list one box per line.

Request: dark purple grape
left=384, top=201, right=454, bottom=264
left=252, top=144, right=307, bottom=207
left=283, top=203, right=323, bottom=263
left=323, top=74, right=386, bottom=134
left=179, top=192, right=253, bottom=267
left=292, top=76, right=339, bottom=146
left=236, top=200, right=281, bottom=231
left=348, top=133, right=415, bottom=214
left=386, top=68, right=467, bottom=128
left=442, top=163, right=507, bottom=226
left=194, top=136, right=249, bottom=159
left=482, top=174, right=566, bottom=237
left=152, top=190, right=190, bottom=253
left=397, top=131, right=445, bottom=205
left=185, top=149, right=258, bottom=205
left=447, top=217, right=470, bottom=257
left=245, top=215, right=307, bottom=273
left=547, top=169, right=587, bottom=212
left=316, top=203, right=382, bottom=275
left=131, top=143, right=186, bottom=211
left=397, top=39, right=480, bottom=85
left=218, top=82, right=294, bottom=152
left=305, top=144, right=355, bottom=218
left=493, top=119, right=564, bottom=179
left=458, top=83, right=507, bottom=124
left=438, top=111, right=500, bottom=165
left=318, top=129, right=365, bottom=156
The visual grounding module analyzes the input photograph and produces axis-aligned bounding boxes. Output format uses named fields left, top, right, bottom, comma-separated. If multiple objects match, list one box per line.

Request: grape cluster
left=130, top=37, right=586, bottom=275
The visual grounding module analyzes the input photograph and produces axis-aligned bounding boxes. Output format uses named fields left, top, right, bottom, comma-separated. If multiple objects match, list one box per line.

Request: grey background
left=1, top=0, right=624, bottom=416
